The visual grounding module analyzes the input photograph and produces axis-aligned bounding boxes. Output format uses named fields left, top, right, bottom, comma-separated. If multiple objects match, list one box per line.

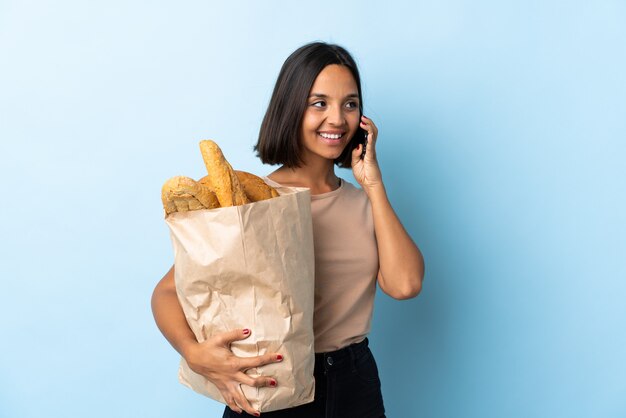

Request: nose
left=326, top=104, right=346, bottom=126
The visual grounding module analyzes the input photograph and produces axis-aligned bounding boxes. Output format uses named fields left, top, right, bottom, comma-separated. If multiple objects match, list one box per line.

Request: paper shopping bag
left=164, top=185, right=315, bottom=412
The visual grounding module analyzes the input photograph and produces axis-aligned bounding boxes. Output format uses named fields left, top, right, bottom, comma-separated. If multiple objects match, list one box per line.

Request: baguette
left=199, top=171, right=279, bottom=203
left=199, top=140, right=249, bottom=207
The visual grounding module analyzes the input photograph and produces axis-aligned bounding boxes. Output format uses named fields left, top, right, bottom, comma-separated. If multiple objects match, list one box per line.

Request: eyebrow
left=308, top=93, right=360, bottom=99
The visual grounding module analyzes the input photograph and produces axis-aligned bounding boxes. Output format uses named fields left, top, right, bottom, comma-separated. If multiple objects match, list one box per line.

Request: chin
left=323, top=147, right=347, bottom=160
left=302, top=137, right=350, bottom=162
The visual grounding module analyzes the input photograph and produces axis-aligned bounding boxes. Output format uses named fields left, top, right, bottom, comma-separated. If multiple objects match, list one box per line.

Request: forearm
left=367, top=183, right=425, bottom=299
left=151, top=267, right=197, bottom=358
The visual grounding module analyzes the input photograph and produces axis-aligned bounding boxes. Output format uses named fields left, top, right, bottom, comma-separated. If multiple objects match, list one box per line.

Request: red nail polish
left=254, top=413, right=261, bottom=417
left=270, top=379, right=277, bottom=387
left=276, top=354, right=283, bottom=361
left=243, top=329, right=250, bottom=335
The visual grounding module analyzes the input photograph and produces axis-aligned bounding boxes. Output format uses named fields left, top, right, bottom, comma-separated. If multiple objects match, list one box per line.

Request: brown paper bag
left=164, top=184, right=316, bottom=412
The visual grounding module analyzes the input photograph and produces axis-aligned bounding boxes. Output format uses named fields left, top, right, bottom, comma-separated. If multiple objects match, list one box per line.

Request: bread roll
left=161, top=175, right=219, bottom=215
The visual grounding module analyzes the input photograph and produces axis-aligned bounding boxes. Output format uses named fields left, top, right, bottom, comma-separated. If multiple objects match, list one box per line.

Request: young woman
left=151, top=42, right=425, bottom=418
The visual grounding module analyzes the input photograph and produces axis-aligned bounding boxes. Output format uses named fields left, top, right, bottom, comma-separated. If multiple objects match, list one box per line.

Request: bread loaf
left=199, top=171, right=279, bottom=203
left=161, top=176, right=220, bottom=215
left=199, top=140, right=249, bottom=207
left=162, top=140, right=280, bottom=216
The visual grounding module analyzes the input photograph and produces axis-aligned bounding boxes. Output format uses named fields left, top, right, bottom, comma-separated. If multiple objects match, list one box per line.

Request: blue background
left=1, top=1, right=625, bottom=417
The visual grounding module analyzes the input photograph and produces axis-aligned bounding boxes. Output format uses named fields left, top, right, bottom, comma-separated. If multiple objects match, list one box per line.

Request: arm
left=151, top=265, right=198, bottom=357
left=151, top=265, right=283, bottom=415
left=368, top=185, right=425, bottom=300
left=351, top=115, right=425, bottom=300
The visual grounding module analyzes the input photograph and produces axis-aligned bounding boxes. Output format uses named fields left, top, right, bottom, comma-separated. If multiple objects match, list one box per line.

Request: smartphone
left=354, top=116, right=368, bottom=160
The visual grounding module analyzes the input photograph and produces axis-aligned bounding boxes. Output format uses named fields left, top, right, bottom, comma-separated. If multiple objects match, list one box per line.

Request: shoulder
left=338, top=179, right=374, bottom=227
left=339, top=178, right=371, bottom=206
left=341, top=178, right=367, bottom=197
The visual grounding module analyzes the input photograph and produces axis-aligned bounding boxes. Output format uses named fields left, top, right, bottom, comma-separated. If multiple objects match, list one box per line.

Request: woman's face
left=299, top=64, right=360, bottom=165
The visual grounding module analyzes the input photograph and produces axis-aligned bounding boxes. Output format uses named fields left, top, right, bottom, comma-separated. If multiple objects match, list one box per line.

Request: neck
left=271, top=158, right=340, bottom=192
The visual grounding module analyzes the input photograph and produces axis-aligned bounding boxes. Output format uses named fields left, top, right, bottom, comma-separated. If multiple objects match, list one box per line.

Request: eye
left=345, top=101, right=358, bottom=109
left=311, top=101, right=326, bottom=108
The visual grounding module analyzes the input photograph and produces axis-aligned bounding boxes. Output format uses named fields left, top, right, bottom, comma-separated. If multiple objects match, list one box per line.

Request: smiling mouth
left=318, top=132, right=344, bottom=140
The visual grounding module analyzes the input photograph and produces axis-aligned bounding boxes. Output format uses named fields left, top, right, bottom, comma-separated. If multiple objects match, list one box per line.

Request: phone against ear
left=360, top=130, right=368, bottom=160
left=355, top=113, right=368, bottom=160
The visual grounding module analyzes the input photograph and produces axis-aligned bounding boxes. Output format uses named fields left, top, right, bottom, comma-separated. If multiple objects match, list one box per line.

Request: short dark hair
left=254, top=42, right=365, bottom=168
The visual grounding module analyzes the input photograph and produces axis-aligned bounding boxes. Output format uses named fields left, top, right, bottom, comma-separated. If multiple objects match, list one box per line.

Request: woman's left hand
left=351, top=115, right=383, bottom=193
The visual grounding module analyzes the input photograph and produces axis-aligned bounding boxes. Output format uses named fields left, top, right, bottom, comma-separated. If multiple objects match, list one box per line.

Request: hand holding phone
left=360, top=131, right=368, bottom=160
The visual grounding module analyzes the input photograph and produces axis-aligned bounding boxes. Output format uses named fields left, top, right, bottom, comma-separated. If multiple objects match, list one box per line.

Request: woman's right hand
left=183, top=328, right=284, bottom=416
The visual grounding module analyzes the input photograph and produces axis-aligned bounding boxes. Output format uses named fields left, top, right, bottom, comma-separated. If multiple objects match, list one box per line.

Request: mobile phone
left=354, top=117, right=368, bottom=160
left=359, top=130, right=368, bottom=160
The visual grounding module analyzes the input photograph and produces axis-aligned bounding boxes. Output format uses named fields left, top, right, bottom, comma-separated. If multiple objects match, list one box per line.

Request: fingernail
left=276, top=354, right=283, bottom=361
left=269, top=379, right=277, bottom=387
left=243, top=329, right=250, bottom=335
left=254, top=413, right=261, bottom=417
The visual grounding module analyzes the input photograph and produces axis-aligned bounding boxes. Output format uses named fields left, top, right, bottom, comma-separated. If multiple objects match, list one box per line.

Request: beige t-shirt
left=263, top=176, right=379, bottom=352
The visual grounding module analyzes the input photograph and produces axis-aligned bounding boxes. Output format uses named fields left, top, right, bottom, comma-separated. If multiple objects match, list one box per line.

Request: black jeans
left=222, top=338, right=386, bottom=418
